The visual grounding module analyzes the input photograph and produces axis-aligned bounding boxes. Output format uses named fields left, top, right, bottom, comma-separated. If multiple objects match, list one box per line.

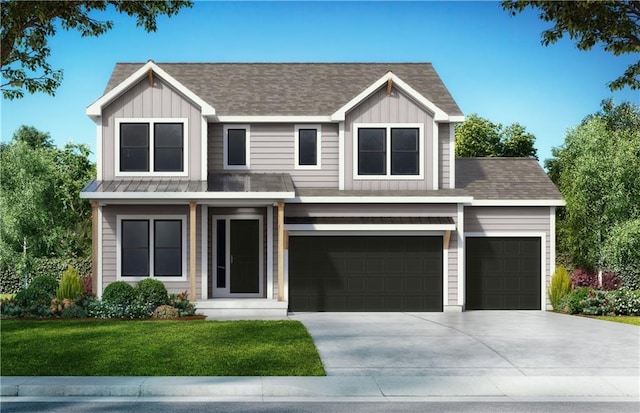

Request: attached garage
left=465, top=237, right=541, bottom=310
left=288, top=236, right=443, bottom=312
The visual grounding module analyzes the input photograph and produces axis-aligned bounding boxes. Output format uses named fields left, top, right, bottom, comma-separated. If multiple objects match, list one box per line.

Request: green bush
left=580, top=290, right=615, bottom=315
left=0, top=257, right=91, bottom=294
left=561, top=287, right=591, bottom=314
left=136, top=278, right=168, bottom=309
left=0, top=297, right=22, bottom=318
left=169, top=290, right=196, bottom=316
left=13, top=287, right=52, bottom=318
left=61, top=303, right=87, bottom=318
left=56, top=266, right=83, bottom=300
left=607, top=288, right=640, bottom=315
left=548, top=266, right=573, bottom=310
left=29, top=276, right=59, bottom=298
left=102, top=281, right=137, bottom=306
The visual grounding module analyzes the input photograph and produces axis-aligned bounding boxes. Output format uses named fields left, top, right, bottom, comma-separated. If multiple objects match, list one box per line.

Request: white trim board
left=81, top=191, right=295, bottom=200
left=284, top=224, right=455, bottom=232
left=289, top=196, right=473, bottom=204
left=200, top=205, right=208, bottom=300
left=471, top=199, right=565, bottom=207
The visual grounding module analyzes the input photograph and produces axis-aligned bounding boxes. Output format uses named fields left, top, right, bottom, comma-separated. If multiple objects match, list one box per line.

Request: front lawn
left=592, top=316, right=640, bottom=326
left=0, top=320, right=325, bottom=376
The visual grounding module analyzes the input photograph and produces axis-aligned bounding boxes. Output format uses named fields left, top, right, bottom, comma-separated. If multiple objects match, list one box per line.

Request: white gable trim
left=86, top=61, right=215, bottom=119
left=331, top=72, right=452, bottom=122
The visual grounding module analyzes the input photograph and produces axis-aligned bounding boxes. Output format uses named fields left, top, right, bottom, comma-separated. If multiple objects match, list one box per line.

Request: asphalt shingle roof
left=455, top=158, right=563, bottom=200
left=104, top=62, right=463, bottom=116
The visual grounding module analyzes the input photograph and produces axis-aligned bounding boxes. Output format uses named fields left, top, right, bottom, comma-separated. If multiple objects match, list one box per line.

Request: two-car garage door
left=288, top=236, right=443, bottom=312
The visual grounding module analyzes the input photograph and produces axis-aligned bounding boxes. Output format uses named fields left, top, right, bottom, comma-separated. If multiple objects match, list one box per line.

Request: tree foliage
left=0, top=126, right=95, bottom=269
left=502, top=1, right=640, bottom=90
left=549, top=99, right=640, bottom=273
left=454, top=113, right=537, bottom=158
left=1, top=0, right=192, bottom=99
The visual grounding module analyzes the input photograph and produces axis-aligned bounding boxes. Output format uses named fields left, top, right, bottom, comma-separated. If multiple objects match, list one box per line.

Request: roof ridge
left=114, top=62, right=435, bottom=65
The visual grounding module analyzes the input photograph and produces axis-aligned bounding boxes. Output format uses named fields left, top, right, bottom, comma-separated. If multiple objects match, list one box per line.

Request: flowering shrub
left=169, top=290, right=196, bottom=316
left=82, top=275, right=93, bottom=294
left=88, top=300, right=151, bottom=319
left=607, top=288, right=640, bottom=316
left=571, top=268, right=598, bottom=289
left=600, top=271, right=622, bottom=291
left=50, top=298, right=75, bottom=316
left=561, top=287, right=591, bottom=314
left=580, top=290, right=615, bottom=316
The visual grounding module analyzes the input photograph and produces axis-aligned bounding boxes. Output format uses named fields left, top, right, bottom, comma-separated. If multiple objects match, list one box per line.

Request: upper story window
left=295, top=125, right=321, bottom=169
left=353, top=123, right=424, bottom=180
left=223, top=125, right=250, bottom=169
left=116, top=118, right=188, bottom=177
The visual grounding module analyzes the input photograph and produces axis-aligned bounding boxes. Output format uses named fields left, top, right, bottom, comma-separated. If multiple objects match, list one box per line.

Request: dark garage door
left=288, top=236, right=442, bottom=312
left=466, top=237, right=541, bottom=310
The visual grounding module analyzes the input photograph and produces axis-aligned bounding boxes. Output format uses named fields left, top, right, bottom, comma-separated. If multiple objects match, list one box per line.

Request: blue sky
left=1, top=1, right=638, bottom=165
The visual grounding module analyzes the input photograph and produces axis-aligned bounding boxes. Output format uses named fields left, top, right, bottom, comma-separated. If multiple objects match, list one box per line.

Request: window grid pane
left=122, top=220, right=149, bottom=276
left=120, top=124, right=149, bottom=172
left=154, top=123, right=183, bottom=172
left=154, top=220, right=182, bottom=277
left=298, top=129, right=317, bottom=166
left=391, top=128, right=419, bottom=175
left=358, top=128, right=386, bottom=175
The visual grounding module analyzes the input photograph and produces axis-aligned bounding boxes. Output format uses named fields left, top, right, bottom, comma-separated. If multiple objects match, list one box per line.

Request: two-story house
left=81, top=61, right=563, bottom=317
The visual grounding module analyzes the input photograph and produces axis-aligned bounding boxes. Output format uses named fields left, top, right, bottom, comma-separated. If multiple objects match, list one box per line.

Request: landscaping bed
left=0, top=319, right=325, bottom=376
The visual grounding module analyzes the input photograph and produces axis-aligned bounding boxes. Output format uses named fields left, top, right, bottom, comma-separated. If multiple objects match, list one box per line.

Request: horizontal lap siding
left=344, top=86, right=434, bottom=190
left=464, top=206, right=552, bottom=303
left=208, top=123, right=338, bottom=188
left=101, top=205, right=197, bottom=296
left=101, top=78, right=202, bottom=181
left=438, top=123, right=450, bottom=189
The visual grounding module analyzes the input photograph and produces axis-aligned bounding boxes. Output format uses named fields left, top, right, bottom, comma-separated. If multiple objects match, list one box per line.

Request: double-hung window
left=295, top=125, right=321, bottom=169
left=118, top=215, right=187, bottom=280
left=116, top=118, right=188, bottom=176
left=354, top=123, right=424, bottom=179
left=224, top=125, right=250, bottom=169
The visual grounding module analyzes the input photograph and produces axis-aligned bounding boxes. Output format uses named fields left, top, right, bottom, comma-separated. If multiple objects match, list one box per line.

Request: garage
left=288, top=236, right=443, bottom=312
left=465, top=237, right=541, bottom=310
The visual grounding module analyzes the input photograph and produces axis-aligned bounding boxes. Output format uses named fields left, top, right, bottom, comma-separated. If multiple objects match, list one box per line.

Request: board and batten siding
left=344, top=86, right=435, bottom=190
left=101, top=77, right=203, bottom=181
left=101, top=205, right=202, bottom=298
left=463, top=206, right=552, bottom=301
left=208, top=123, right=339, bottom=188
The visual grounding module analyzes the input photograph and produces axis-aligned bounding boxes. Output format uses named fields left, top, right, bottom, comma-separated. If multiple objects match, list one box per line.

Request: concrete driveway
left=290, top=311, right=640, bottom=376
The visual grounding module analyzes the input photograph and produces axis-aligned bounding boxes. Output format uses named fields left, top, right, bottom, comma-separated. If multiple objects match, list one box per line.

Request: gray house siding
left=463, top=206, right=552, bottom=297
left=101, top=77, right=203, bottom=181
left=101, top=204, right=201, bottom=297
left=344, top=86, right=435, bottom=190
left=208, top=123, right=339, bottom=188
left=438, top=123, right=451, bottom=189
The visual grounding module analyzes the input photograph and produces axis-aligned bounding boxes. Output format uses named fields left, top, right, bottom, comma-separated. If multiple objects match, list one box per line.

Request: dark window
left=121, top=220, right=149, bottom=276
left=227, top=129, right=246, bottom=166
left=154, top=123, right=183, bottom=172
left=391, top=128, right=419, bottom=175
left=298, top=129, right=317, bottom=166
left=358, top=128, right=386, bottom=175
left=216, top=219, right=226, bottom=288
left=120, top=124, right=149, bottom=171
left=154, top=220, right=182, bottom=276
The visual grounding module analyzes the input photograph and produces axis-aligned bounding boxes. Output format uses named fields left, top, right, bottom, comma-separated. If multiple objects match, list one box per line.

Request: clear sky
left=1, top=1, right=638, bottom=165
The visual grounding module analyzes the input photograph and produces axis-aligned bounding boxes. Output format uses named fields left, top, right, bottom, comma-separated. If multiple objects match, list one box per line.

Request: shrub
left=607, top=288, right=640, bottom=316
left=136, top=278, right=168, bottom=309
left=56, top=266, right=83, bottom=300
left=50, top=298, right=75, bottom=316
left=0, top=298, right=22, bottom=318
left=61, top=303, right=87, bottom=318
left=102, top=281, right=137, bottom=306
left=580, top=290, right=615, bottom=316
left=0, top=256, right=91, bottom=294
left=169, top=290, right=196, bottom=316
left=561, top=287, right=591, bottom=314
left=571, top=268, right=598, bottom=289
left=87, top=300, right=150, bottom=319
left=602, top=219, right=640, bottom=289
left=13, top=287, right=52, bottom=318
left=82, top=275, right=93, bottom=294
left=152, top=305, right=179, bottom=319
left=75, top=292, right=97, bottom=311
left=29, top=276, right=59, bottom=298
left=548, top=266, right=573, bottom=310
left=600, top=271, right=622, bottom=291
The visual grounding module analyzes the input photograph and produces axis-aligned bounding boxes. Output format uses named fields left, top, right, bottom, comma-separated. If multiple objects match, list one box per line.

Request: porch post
left=189, top=201, right=197, bottom=300
left=91, top=202, right=99, bottom=295
left=277, top=201, right=285, bottom=301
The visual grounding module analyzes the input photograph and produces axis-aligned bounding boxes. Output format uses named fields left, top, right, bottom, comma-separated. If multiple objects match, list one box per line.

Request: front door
left=213, top=216, right=263, bottom=297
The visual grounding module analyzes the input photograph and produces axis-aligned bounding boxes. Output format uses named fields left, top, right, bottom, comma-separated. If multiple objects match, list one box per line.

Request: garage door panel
left=466, top=237, right=541, bottom=310
left=289, top=236, right=443, bottom=312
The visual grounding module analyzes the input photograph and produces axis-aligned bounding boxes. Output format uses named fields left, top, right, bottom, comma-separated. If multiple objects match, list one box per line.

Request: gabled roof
left=103, top=62, right=463, bottom=117
left=456, top=158, right=564, bottom=205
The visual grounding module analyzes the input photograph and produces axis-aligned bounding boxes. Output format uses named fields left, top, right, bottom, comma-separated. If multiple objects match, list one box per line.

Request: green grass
left=592, top=315, right=640, bottom=326
left=0, top=320, right=325, bottom=376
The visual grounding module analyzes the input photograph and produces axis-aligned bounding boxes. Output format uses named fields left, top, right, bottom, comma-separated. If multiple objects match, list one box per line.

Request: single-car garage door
left=466, top=237, right=541, bottom=310
left=288, top=236, right=442, bottom=312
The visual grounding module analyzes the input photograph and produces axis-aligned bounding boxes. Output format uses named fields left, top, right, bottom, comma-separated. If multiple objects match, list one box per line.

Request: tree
left=0, top=126, right=95, bottom=269
left=11, top=125, right=54, bottom=149
left=502, top=1, right=640, bottom=91
left=454, top=114, right=538, bottom=158
left=549, top=99, right=640, bottom=277
left=1, top=0, right=192, bottom=99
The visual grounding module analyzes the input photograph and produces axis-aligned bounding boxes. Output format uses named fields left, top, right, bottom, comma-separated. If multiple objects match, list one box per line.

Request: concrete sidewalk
left=2, top=376, right=639, bottom=402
